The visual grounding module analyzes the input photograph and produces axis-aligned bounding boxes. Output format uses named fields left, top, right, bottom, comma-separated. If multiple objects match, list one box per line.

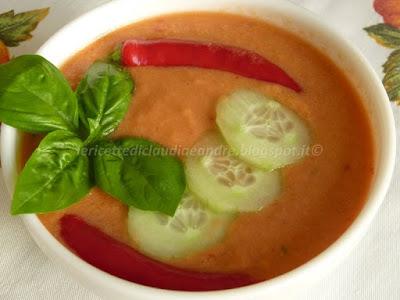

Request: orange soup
left=21, top=13, right=374, bottom=283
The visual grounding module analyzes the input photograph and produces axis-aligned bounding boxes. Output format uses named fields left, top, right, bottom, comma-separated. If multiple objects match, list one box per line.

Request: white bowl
left=0, top=0, right=396, bottom=299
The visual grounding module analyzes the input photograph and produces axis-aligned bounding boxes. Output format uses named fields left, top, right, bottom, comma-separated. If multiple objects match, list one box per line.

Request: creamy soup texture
left=21, top=13, right=375, bottom=280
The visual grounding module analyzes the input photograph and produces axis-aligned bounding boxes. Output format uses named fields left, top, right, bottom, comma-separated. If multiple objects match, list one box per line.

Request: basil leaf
left=93, top=138, right=185, bottom=216
left=11, top=130, right=91, bottom=214
left=76, top=61, right=134, bottom=143
left=0, top=8, right=49, bottom=47
left=364, top=24, right=400, bottom=48
left=0, top=55, right=79, bottom=133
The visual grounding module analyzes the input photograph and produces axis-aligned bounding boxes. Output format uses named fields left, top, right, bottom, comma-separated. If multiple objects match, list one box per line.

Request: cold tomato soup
left=21, top=13, right=374, bottom=286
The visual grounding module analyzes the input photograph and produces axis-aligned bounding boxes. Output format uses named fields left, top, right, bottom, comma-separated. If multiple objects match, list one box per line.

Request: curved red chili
left=60, top=214, right=258, bottom=291
left=121, top=39, right=301, bottom=92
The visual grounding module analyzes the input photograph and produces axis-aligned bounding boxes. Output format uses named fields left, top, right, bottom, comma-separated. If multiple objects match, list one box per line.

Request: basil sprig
left=0, top=55, right=185, bottom=215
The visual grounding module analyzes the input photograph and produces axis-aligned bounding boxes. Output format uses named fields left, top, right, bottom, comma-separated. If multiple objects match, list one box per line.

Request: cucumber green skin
left=185, top=132, right=282, bottom=213
left=128, top=202, right=234, bottom=261
left=216, top=90, right=311, bottom=171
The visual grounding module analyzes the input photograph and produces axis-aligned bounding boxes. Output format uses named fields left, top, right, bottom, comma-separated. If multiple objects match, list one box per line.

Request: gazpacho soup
left=1, top=12, right=374, bottom=291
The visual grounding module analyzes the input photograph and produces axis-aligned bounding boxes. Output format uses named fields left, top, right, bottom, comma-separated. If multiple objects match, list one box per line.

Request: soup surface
left=22, top=13, right=375, bottom=280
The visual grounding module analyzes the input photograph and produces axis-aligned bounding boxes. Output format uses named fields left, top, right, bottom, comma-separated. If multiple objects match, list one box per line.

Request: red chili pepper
left=121, top=39, right=301, bottom=92
left=60, top=214, right=257, bottom=291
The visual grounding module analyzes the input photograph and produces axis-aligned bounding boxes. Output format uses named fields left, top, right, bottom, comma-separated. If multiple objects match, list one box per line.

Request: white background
left=0, top=0, right=399, bottom=299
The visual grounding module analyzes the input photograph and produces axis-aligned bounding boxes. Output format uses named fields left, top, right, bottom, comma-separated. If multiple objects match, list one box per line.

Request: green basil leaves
left=76, top=62, right=134, bottom=143
left=0, top=55, right=78, bottom=133
left=11, top=130, right=91, bottom=214
left=93, top=139, right=186, bottom=216
left=0, top=54, right=185, bottom=216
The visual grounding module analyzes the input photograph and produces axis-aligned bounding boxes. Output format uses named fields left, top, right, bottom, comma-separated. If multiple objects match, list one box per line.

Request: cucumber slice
left=185, top=131, right=281, bottom=212
left=216, top=89, right=311, bottom=170
left=128, top=192, right=234, bottom=261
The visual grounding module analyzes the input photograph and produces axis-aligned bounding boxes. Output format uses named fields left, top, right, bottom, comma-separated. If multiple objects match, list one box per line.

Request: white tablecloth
left=0, top=0, right=399, bottom=299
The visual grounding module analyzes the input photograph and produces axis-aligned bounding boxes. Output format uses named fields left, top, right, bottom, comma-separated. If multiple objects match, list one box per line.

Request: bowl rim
left=1, top=0, right=396, bottom=298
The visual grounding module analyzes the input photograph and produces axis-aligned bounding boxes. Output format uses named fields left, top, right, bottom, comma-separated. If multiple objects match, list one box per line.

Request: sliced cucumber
left=185, top=131, right=281, bottom=213
left=128, top=192, right=234, bottom=261
left=216, top=89, right=311, bottom=170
